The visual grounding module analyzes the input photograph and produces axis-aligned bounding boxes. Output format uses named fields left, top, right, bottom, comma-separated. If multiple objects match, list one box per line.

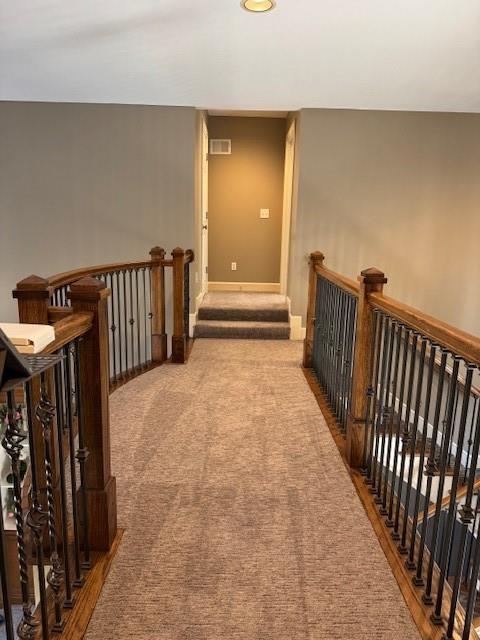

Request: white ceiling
left=1, top=1, right=479, bottom=112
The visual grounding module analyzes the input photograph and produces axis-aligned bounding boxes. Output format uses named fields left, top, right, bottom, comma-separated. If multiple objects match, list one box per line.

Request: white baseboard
left=195, top=291, right=205, bottom=310
left=290, top=315, right=306, bottom=341
left=208, top=281, right=281, bottom=293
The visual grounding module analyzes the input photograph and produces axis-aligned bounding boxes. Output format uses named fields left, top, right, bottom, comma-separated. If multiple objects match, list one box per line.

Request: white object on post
left=0, top=322, right=55, bottom=354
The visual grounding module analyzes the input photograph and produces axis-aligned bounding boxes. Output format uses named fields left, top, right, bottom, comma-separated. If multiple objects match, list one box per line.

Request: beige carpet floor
left=85, top=340, right=420, bottom=640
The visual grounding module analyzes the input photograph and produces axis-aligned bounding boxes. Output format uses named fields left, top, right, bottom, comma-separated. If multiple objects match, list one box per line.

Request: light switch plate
left=231, top=262, right=237, bottom=271
left=260, top=208, right=270, bottom=219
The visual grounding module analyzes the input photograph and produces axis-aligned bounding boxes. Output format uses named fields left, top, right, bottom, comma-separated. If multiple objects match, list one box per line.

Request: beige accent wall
left=0, top=102, right=196, bottom=327
left=288, top=109, right=480, bottom=336
left=208, top=116, right=286, bottom=283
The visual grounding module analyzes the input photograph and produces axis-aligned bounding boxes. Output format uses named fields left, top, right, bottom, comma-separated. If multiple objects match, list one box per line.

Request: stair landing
left=194, top=292, right=290, bottom=339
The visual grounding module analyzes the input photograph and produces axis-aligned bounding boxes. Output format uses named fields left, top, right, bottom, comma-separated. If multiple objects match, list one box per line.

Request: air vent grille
left=210, top=139, right=231, bottom=155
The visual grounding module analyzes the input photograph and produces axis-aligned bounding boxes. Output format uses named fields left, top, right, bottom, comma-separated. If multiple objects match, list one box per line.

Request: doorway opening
left=198, top=110, right=296, bottom=300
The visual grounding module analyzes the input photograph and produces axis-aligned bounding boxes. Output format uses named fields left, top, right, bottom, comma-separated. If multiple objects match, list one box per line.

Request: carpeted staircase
left=194, top=292, right=290, bottom=339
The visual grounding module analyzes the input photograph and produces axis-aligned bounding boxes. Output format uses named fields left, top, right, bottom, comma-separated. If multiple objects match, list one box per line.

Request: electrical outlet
left=231, top=262, right=237, bottom=271
left=260, top=208, right=270, bottom=219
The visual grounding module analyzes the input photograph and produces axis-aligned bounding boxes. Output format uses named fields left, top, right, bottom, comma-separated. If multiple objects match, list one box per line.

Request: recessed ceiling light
left=241, top=0, right=276, bottom=13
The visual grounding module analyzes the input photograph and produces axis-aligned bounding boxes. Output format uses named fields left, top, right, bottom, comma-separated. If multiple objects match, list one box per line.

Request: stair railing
left=304, top=251, right=480, bottom=640
left=1, top=280, right=115, bottom=638
left=14, top=246, right=195, bottom=388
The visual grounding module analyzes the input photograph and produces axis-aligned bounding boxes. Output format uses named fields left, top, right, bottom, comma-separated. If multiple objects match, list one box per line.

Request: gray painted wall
left=288, top=108, right=480, bottom=336
left=0, top=102, right=196, bottom=336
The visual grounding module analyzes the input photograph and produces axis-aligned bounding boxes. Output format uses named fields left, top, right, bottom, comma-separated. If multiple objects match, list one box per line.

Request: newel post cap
left=68, top=276, right=109, bottom=302
left=359, top=267, right=388, bottom=285
left=13, top=275, right=52, bottom=299
left=150, top=246, right=165, bottom=261
left=310, top=251, right=325, bottom=265
left=172, top=247, right=186, bottom=258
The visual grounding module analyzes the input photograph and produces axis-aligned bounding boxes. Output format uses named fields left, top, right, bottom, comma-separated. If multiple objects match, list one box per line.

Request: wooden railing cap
left=13, top=274, right=52, bottom=299
left=310, top=251, right=325, bottom=264
left=360, top=267, right=388, bottom=285
left=150, top=246, right=166, bottom=260
left=172, top=247, right=186, bottom=257
left=68, top=276, right=110, bottom=301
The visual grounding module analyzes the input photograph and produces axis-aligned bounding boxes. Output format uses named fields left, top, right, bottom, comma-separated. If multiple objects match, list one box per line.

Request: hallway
left=85, top=340, right=420, bottom=640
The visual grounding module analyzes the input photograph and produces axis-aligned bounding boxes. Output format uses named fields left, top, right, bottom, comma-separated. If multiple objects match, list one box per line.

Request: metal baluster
left=335, top=291, right=346, bottom=422
left=376, top=318, right=396, bottom=509
left=340, top=295, right=353, bottom=430
left=431, top=358, right=469, bottom=624
left=36, top=372, right=65, bottom=631
left=462, top=511, right=480, bottom=640
left=53, top=363, right=74, bottom=608
left=399, top=337, right=428, bottom=555
left=416, top=350, right=448, bottom=589
left=464, top=395, right=478, bottom=485
left=2, top=392, right=37, bottom=638
left=423, top=355, right=459, bottom=604
left=129, top=269, right=135, bottom=373
left=73, top=341, right=91, bottom=570
left=315, top=277, right=325, bottom=385
left=184, top=261, right=190, bottom=340
left=142, top=268, right=148, bottom=367
left=392, top=331, right=418, bottom=541
left=123, top=270, right=129, bottom=376
left=386, top=325, right=408, bottom=528
left=407, top=342, right=436, bottom=572
left=147, top=268, right=153, bottom=362
left=0, top=483, right=15, bottom=640
left=65, top=345, right=83, bottom=587
left=24, top=380, right=49, bottom=638
left=109, top=273, right=118, bottom=383
left=135, top=269, right=142, bottom=369
left=381, top=321, right=402, bottom=515
left=370, top=314, right=390, bottom=493
left=116, top=272, right=123, bottom=377
left=444, top=375, right=480, bottom=638
left=364, top=311, right=382, bottom=477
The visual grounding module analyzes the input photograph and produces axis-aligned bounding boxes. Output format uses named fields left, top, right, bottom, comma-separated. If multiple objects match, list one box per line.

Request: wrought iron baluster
left=73, top=340, right=91, bottom=570
left=36, top=372, right=65, bottom=631
left=399, top=336, right=427, bottom=555
left=147, top=268, right=153, bottom=362
left=129, top=269, right=135, bottom=373
left=444, top=373, right=480, bottom=639
left=2, top=391, right=37, bottom=639
left=66, top=344, right=83, bottom=586
left=416, top=350, right=448, bottom=589
left=364, top=310, right=382, bottom=477
left=108, top=272, right=117, bottom=383
left=431, top=358, right=468, bottom=624
left=122, top=270, right=129, bottom=375
left=135, top=269, right=142, bottom=369
left=184, top=261, right=190, bottom=339
left=142, top=268, right=148, bottom=367
left=24, top=380, right=49, bottom=638
left=375, top=318, right=396, bottom=507
left=407, top=342, right=436, bottom=572
left=392, top=331, right=418, bottom=540
left=464, top=395, right=478, bottom=484
left=0, top=483, right=15, bottom=640
left=115, top=271, right=123, bottom=378
left=370, top=313, right=390, bottom=492
left=387, top=325, right=408, bottom=529
left=53, top=363, right=74, bottom=608
left=381, top=321, right=401, bottom=514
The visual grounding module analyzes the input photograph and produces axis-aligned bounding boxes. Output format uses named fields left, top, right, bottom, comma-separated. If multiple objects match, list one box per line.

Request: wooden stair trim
left=54, top=528, right=124, bottom=639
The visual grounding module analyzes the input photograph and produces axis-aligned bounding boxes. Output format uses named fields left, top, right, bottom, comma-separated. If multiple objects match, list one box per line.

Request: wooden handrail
left=48, top=260, right=155, bottom=290
left=42, top=311, right=93, bottom=354
left=314, top=262, right=360, bottom=297
left=369, top=291, right=480, bottom=366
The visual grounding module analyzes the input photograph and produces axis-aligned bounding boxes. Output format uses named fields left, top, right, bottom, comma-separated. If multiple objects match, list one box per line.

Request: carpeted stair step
left=194, top=320, right=290, bottom=340
left=197, top=292, right=289, bottom=323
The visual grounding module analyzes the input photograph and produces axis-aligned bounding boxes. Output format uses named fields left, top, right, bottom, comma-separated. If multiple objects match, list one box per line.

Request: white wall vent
left=210, top=139, right=231, bottom=155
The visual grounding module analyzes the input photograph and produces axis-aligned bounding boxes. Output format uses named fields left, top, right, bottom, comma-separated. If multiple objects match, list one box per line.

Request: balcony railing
left=304, top=251, right=480, bottom=640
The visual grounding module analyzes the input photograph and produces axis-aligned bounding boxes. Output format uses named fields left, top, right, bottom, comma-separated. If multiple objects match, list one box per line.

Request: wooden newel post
left=68, top=277, right=117, bottom=550
left=171, top=247, right=186, bottom=364
left=149, top=246, right=167, bottom=363
left=303, top=251, right=325, bottom=368
left=346, top=267, right=388, bottom=468
left=13, top=275, right=52, bottom=324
